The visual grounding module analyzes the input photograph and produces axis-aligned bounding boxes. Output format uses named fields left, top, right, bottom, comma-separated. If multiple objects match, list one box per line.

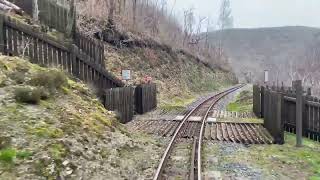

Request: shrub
left=14, top=87, right=42, bottom=104
left=29, top=69, right=67, bottom=92
left=9, top=71, right=26, bottom=84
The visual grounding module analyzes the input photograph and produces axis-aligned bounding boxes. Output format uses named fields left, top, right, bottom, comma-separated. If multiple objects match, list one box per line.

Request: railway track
left=153, top=85, right=245, bottom=180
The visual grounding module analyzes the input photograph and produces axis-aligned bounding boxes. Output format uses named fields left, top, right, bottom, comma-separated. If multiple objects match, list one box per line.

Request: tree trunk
left=32, top=0, right=39, bottom=22
left=133, top=0, right=137, bottom=28
left=66, top=0, right=76, bottom=38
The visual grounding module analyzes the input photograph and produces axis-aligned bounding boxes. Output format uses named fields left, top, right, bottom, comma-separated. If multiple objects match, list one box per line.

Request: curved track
left=153, top=85, right=245, bottom=180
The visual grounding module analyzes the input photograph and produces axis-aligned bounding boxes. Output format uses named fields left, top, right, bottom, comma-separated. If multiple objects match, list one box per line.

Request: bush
left=14, top=87, right=42, bottom=104
left=9, top=71, right=25, bottom=84
left=29, top=69, right=67, bottom=92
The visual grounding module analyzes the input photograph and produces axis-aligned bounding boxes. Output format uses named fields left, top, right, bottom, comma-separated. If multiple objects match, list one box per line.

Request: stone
left=62, top=160, right=70, bottom=166
left=204, top=171, right=222, bottom=180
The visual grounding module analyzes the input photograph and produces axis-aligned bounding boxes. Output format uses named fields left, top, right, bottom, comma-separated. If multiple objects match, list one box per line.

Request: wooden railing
left=8, top=0, right=105, bottom=67
left=8, top=0, right=69, bottom=33
left=253, top=82, right=320, bottom=143
left=0, top=13, right=124, bottom=90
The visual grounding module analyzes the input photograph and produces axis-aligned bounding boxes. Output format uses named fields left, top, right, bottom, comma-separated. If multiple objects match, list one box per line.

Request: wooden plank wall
left=105, top=87, right=134, bottom=123
left=262, top=88, right=284, bottom=144
left=135, top=83, right=157, bottom=114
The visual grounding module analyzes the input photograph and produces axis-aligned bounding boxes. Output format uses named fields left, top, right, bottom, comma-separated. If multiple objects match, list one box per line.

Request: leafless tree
left=32, top=0, right=39, bottom=22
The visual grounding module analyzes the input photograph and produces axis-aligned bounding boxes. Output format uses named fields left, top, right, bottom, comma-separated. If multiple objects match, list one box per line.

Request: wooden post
left=0, top=13, right=4, bottom=54
left=307, top=88, right=311, bottom=96
left=275, top=91, right=284, bottom=144
left=261, top=86, right=265, bottom=118
left=294, top=80, right=303, bottom=147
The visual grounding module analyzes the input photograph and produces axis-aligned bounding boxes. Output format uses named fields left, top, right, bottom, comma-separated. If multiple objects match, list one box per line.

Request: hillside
left=0, top=56, right=165, bottom=179
left=207, top=26, right=320, bottom=83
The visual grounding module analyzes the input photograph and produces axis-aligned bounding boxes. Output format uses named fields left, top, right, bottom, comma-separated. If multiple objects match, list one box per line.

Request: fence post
left=261, top=86, right=265, bottom=118
left=276, top=91, right=284, bottom=144
left=294, top=80, right=303, bottom=147
left=0, top=13, right=4, bottom=54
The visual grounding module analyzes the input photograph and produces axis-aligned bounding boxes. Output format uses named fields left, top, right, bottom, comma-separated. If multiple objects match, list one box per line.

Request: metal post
left=294, top=80, right=303, bottom=147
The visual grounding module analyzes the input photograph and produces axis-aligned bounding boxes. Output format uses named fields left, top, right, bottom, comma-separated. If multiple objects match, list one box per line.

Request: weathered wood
left=0, top=13, right=4, bottom=53
left=294, top=80, right=303, bottom=147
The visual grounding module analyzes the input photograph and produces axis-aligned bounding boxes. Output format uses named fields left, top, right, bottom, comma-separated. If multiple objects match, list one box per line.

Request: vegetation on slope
left=0, top=56, right=164, bottom=179
left=105, top=45, right=237, bottom=108
left=227, top=88, right=253, bottom=112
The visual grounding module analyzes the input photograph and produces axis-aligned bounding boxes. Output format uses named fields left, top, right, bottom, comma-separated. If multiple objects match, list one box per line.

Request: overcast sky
left=167, top=0, right=320, bottom=29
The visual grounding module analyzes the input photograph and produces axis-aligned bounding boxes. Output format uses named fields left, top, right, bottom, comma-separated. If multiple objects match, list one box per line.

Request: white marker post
left=264, top=70, right=269, bottom=85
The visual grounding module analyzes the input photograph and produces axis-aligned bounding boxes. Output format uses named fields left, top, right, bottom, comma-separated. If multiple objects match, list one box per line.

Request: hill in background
left=207, top=26, right=320, bottom=84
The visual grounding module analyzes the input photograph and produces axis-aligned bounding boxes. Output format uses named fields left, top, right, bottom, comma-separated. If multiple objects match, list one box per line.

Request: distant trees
left=76, top=0, right=233, bottom=71
left=218, top=0, right=234, bottom=30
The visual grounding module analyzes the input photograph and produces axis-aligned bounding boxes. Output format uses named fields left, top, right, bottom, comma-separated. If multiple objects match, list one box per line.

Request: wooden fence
left=135, top=83, right=157, bottom=114
left=104, top=84, right=158, bottom=123
left=0, top=14, right=124, bottom=90
left=0, top=12, right=157, bottom=123
left=74, top=32, right=105, bottom=68
left=8, top=0, right=104, bottom=68
left=105, top=87, right=135, bottom=123
left=253, top=83, right=320, bottom=143
left=8, top=0, right=70, bottom=33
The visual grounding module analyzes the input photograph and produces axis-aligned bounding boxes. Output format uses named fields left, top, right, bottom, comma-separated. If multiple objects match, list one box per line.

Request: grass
left=227, top=90, right=253, bottom=112
left=0, top=148, right=33, bottom=164
left=212, top=133, right=320, bottom=179
left=160, top=95, right=196, bottom=112
left=0, top=148, right=16, bottom=163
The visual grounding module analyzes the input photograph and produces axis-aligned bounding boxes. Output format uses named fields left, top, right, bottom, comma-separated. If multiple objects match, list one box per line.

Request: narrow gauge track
left=153, top=85, right=245, bottom=180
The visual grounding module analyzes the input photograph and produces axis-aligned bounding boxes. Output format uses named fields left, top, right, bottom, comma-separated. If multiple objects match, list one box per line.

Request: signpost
left=122, top=70, right=131, bottom=81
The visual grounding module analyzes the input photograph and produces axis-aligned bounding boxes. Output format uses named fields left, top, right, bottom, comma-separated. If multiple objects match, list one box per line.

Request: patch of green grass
left=48, top=143, right=66, bottom=160
left=16, top=150, right=33, bottom=159
left=0, top=148, right=16, bottom=163
left=225, top=133, right=320, bottom=178
left=227, top=90, right=253, bottom=112
left=28, top=125, right=64, bottom=138
left=160, top=95, right=195, bottom=112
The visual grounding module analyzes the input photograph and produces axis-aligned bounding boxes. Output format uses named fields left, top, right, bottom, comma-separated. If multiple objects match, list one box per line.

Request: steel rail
left=153, top=85, right=244, bottom=180
left=195, top=85, right=244, bottom=180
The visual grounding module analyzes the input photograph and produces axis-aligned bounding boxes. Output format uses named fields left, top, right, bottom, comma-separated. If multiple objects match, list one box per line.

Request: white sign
left=122, top=70, right=131, bottom=80
left=264, top=70, right=269, bottom=83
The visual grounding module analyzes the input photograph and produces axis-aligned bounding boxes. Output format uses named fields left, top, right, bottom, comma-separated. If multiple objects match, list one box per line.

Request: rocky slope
left=0, top=56, right=166, bottom=179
